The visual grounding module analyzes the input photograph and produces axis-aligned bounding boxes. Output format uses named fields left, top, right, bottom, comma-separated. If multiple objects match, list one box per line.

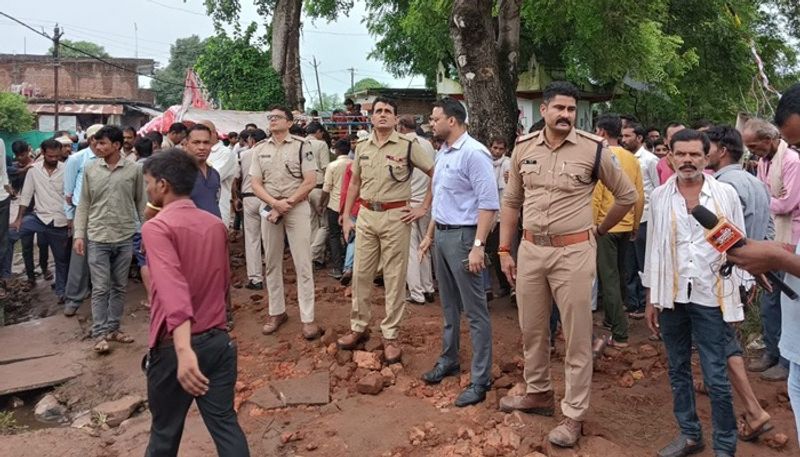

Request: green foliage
left=309, top=92, right=342, bottom=112
left=0, top=411, right=26, bottom=435
left=350, top=77, right=385, bottom=93
left=48, top=39, right=109, bottom=58
left=0, top=93, right=35, bottom=133
left=194, top=24, right=285, bottom=110
left=151, top=36, right=208, bottom=108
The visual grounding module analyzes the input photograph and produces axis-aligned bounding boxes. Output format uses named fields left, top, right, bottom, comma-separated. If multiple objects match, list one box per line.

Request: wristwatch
left=473, top=239, right=485, bottom=248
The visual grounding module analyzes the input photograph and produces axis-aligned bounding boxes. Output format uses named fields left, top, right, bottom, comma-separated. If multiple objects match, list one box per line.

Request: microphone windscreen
left=691, top=205, right=719, bottom=230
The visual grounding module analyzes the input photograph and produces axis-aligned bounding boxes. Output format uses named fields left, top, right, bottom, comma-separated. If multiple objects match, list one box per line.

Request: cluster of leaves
left=47, top=39, right=109, bottom=58
left=194, top=24, right=285, bottom=111
left=150, top=36, right=208, bottom=108
left=0, top=93, right=35, bottom=133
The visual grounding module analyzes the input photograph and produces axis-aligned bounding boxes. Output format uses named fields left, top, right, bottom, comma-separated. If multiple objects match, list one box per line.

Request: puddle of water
left=1, top=388, right=68, bottom=432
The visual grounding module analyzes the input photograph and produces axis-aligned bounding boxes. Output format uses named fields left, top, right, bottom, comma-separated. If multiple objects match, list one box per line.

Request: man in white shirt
left=201, top=120, right=238, bottom=229
left=643, top=129, right=743, bottom=457
left=486, top=136, right=512, bottom=299
left=398, top=115, right=436, bottom=304
left=12, top=139, right=70, bottom=301
left=621, top=121, right=660, bottom=318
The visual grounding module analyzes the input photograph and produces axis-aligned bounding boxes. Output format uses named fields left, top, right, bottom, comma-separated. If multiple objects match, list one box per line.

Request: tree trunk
left=450, top=0, right=520, bottom=147
left=271, top=0, right=304, bottom=111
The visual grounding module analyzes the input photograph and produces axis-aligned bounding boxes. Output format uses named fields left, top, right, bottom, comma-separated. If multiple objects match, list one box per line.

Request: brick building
left=0, top=54, right=158, bottom=130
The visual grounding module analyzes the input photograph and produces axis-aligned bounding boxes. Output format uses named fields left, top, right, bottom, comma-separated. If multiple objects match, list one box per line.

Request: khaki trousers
left=261, top=200, right=315, bottom=323
left=350, top=207, right=411, bottom=339
left=308, top=188, right=328, bottom=263
left=242, top=196, right=263, bottom=283
left=406, top=202, right=434, bottom=302
left=516, top=237, right=596, bottom=421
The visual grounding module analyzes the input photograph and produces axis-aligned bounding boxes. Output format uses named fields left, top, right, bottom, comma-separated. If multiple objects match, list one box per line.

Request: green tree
left=151, top=36, right=207, bottom=108
left=350, top=77, right=385, bottom=93
left=0, top=93, right=35, bottom=133
left=48, top=39, right=110, bottom=58
left=194, top=25, right=285, bottom=111
left=309, top=92, right=341, bottom=112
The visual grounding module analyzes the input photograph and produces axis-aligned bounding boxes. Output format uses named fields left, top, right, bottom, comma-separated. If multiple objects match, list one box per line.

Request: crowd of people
left=2, top=80, right=800, bottom=456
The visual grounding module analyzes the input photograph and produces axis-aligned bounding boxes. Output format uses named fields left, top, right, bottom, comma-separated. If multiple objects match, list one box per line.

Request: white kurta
left=207, top=142, right=238, bottom=228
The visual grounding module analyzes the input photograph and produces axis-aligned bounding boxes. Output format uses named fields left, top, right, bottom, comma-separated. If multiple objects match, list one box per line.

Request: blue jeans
left=343, top=216, right=356, bottom=271
left=3, top=227, right=35, bottom=280
left=659, top=303, right=736, bottom=454
left=760, top=280, right=789, bottom=368
left=789, top=361, right=800, bottom=446
left=16, top=215, right=70, bottom=296
left=87, top=238, right=133, bottom=338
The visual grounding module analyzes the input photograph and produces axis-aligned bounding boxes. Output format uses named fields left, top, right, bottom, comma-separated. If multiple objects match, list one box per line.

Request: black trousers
left=145, top=329, right=250, bottom=457
left=326, top=208, right=344, bottom=270
left=485, top=223, right=511, bottom=294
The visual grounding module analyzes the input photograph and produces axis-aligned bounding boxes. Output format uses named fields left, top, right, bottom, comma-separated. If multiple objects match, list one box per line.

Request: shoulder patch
left=575, top=129, right=603, bottom=143
left=516, top=132, right=538, bottom=144
left=305, top=150, right=314, bottom=161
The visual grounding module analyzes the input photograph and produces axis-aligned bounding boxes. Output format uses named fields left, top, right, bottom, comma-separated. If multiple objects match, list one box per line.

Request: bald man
left=201, top=120, right=239, bottom=229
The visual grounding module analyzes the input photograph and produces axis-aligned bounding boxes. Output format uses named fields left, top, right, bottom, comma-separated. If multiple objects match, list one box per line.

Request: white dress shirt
left=635, top=146, right=660, bottom=223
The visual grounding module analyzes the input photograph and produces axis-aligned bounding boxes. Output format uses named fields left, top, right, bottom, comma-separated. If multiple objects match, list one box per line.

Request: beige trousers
left=308, top=188, right=328, bottom=263
left=406, top=202, right=434, bottom=302
left=242, top=196, right=263, bottom=283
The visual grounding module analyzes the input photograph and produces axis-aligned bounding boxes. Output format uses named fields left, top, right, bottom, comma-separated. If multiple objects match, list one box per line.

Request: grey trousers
left=433, top=226, right=493, bottom=387
left=64, top=244, right=90, bottom=310
left=88, top=238, right=133, bottom=338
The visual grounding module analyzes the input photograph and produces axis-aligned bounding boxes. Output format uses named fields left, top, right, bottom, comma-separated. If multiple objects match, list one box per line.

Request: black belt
left=435, top=224, right=477, bottom=231
left=315, top=184, right=324, bottom=189
left=240, top=192, right=256, bottom=198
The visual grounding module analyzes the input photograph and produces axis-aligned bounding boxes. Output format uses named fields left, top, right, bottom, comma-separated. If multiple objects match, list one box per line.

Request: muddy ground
left=0, top=239, right=796, bottom=456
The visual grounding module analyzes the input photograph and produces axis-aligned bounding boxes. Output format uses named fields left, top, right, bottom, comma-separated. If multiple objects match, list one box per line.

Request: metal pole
left=348, top=67, right=354, bottom=95
left=312, top=56, right=324, bottom=111
left=53, top=24, right=63, bottom=131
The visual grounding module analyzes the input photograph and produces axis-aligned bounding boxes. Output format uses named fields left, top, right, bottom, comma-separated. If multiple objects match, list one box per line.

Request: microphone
left=691, top=205, right=798, bottom=300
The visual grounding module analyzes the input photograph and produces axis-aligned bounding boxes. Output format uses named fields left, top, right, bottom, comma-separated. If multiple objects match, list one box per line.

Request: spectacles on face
left=267, top=114, right=287, bottom=121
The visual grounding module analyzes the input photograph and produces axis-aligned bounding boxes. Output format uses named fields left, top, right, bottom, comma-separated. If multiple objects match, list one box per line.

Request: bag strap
left=591, top=141, right=602, bottom=182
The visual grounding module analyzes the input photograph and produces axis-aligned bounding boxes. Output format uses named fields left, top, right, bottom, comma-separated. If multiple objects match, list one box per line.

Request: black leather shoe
left=657, top=434, right=705, bottom=457
left=405, top=295, right=425, bottom=305
left=424, top=292, right=435, bottom=303
left=421, top=363, right=460, bottom=384
left=245, top=280, right=263, bottom=290
left=455, top=383, right=490, bottom=407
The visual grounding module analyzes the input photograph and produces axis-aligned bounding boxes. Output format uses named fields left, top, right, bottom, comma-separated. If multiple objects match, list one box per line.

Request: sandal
left=738, top=413, right=773, bottom=441
left=93, top=338, right=110, bottom=354
left=694, top=380, right=707, bottom=395
left=108, top=331, right=135, bottom=344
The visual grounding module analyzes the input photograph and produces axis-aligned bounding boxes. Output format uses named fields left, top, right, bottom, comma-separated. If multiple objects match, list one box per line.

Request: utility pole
left=134, top=22, right=138, bottom=58
left=312, top=56, right=324, bottom=111
left=52, top=24, right=63, bottom=131
left=347, top=67, right=355, bottom=95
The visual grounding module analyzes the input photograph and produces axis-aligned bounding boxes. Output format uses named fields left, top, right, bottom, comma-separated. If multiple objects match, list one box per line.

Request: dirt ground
left=0, top=239, right=797, bottom=457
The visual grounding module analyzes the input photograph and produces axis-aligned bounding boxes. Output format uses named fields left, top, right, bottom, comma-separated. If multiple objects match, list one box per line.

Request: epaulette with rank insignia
left=515, top=131, right=539, bottom=144
left=575, top=129, right=604, bottom=144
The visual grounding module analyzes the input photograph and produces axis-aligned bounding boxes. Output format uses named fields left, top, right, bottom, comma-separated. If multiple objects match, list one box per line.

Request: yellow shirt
left=592, top=146, right=644, bottom=233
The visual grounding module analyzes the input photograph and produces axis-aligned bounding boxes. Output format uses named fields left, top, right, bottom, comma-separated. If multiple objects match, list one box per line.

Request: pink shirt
left=756, top=142, right=800, bottom=243
left=142, top=199, right=230, bottom=348
left=656, top=157, right=674, bottom=184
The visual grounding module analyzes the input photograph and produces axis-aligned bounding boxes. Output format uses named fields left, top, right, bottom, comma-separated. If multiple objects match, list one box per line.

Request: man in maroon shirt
left=141, top=149, right=249, bottom=456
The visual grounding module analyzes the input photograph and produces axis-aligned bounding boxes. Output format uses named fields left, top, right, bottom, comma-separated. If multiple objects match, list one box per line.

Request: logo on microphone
left=706, top=220, right=744, bottom=253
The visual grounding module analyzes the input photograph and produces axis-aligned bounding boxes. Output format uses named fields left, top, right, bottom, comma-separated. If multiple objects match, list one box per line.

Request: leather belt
left=523, top=229, right=590, bottom=247
left=239, top=192, right=256, bottom=198
left=361, top=200, right=407, bottom=212
left=315, top=184, right=324, bottom=189
left=436, top=224, right=477, bottom=231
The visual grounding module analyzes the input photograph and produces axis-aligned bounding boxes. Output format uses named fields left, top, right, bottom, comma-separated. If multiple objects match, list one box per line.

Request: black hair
left=691, top=119, right=714, bottom=130
left=289, top=124, right=305, bottom=136
left=652, top=138, right=665, bottom=148
left=238, top=130, right=251, bottom=142
left=249, top=129, right=268, bottom=143
left=490, top=137, right=508, bottom=148
left=94, top=125, right=124, bottom=145
left=134, top=137, right=154, bottom=159
left=529, top=118, right=546, bottom=133
left=168, top=122, right=188, bottom=134
left=245, top=123, right=258, bottom=130
left=142, top=148, right=198, bottom=196
left=310, top=110, right=319, bottom=117
left=624, top=121, right=646, bottom=139
left=664, top=121, right=685, bottom=135
left=40, top=139, right=62, bottom=153
left=372, top=97, right=398, bottom=115
left=646, top=126, right=660, bottom=134
left=123, top=126, right=137, bottom=135
left=227, top=131, right=238, bottom=139
left=344, top=98, right=355, bottom=106
left=542, top=81, right=579, bottom=104
left=187, top=124, right=212, bottom=138
left=776, top=83, right=800, bottom=127
left=334, top=138, right=350, bottom=155
left=306, top=121, right=324, bottom=135
left=348, top=133, right=359, bottom=141
left=145, top=131, right=163, bottom=147
left=620, top=114, right=639, bottom=124
left=670, top=128, right=710, bottom=155
left=595, top=113, right=622, bottom=138
left=268, top=105, right=293, bottom=121
left=398, top=115, right=417, bottom=131
left=705, top=125, right=744, bottom=163
left=433, top=98, right=467, bottom=124
left=11, top=140, right=30, bottom=155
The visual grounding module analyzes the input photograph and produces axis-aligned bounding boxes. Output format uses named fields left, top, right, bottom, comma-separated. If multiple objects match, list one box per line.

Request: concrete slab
left=0, top=353, right=82, bottom=396
left=248, top=385, right=284, bottom=410
left=0, top=315, right=83, bottom=364
left=272, top=371, right=330, bottom=406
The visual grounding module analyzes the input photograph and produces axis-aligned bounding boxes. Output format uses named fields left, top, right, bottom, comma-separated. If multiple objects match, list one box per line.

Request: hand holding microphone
left=690, top=205, right=798, bottom=300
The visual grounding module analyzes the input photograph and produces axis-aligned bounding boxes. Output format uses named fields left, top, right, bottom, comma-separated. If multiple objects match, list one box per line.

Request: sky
left=0, top=0, right=424, bottom=106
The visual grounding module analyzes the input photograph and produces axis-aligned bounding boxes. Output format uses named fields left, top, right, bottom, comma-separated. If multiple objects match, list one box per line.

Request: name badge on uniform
left=522, top=159, right=537, bottom=164
left=305, top=151, right=314, bottom=161
left=359, top=155, right=370, bottom=161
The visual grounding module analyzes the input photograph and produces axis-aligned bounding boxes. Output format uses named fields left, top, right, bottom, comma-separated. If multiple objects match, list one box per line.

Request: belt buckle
left=371, top=202, right=382, bottom=211
left=534, top=235, right=551, bottom=247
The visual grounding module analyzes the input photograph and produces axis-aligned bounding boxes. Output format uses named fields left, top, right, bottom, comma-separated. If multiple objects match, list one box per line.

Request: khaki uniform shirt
left=249, top=134, right=316, bottom=198
left=503, top=128, right=636, bottom=235
left=308, top=137, right=331, bottom=186
left=352, top=130, right=435, bottom=202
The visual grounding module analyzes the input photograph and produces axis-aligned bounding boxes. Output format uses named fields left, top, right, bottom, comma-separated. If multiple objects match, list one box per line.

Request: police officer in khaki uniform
left=337, top=97, right=435, bottom=363
left=306, top=122, right=331, bottom=268
left=497, top=82, right=636, bottom=448
left=250, top=106, right=321, bottom=340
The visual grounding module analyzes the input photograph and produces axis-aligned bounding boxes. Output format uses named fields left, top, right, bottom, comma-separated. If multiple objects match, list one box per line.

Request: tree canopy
left=195, top=24, right=285, bottom=111
left=350, top=77, right=385, bottom=94
left=151, top=36, right=208, bottom=108
left=309, top=92, right=342, bottom=112
left=48, top=39, right=109, bottom=58
left=0, top=93, right=35, bottom=133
